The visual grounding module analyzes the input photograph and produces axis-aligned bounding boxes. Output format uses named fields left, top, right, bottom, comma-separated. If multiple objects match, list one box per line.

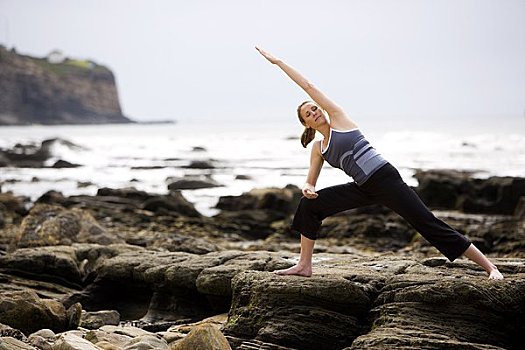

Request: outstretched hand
left=255, top=46, right=280, bottom=64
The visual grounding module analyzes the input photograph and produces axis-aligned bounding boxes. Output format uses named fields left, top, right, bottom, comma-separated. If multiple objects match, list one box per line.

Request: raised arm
left=256, top=46, right=350, bottom=124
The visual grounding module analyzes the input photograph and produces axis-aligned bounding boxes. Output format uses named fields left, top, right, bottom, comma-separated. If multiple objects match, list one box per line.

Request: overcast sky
left=1, top=0, right=524, bottom=124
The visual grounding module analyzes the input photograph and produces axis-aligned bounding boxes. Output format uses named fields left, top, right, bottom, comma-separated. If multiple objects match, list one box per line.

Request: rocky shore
left=0, top=169, right=524, bottom=349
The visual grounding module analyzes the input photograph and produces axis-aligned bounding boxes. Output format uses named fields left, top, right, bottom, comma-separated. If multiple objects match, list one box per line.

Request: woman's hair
left=297, top=101, right=316, bottom=148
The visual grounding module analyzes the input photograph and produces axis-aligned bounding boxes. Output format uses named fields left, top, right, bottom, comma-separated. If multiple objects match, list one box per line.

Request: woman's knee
left=296, top=196, right=322, bottom=216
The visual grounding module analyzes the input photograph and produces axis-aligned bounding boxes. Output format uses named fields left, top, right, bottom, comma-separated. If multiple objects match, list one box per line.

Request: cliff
left=0, top=46, right=132, bottom=125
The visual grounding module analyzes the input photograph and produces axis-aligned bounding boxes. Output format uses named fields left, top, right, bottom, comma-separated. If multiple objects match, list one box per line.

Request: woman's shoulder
left=328, top=112, right=358, bottom=130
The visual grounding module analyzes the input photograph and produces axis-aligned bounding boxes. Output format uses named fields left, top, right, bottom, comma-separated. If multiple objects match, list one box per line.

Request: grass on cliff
left=34, top=58, right=111, bottom=76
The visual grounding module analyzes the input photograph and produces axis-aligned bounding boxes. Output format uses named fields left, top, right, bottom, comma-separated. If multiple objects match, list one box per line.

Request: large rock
left=0, top=245, right=83, bottom=285
left=348, top=265, right=525, bottom=349
left=53, top=333, right=100, bottom=350
left=63, top=248, right=288, bottom=324
left=80, top=310, right=120, bottom=330
left=214, top=186, right=302, bottom=239
left=16, top=203, right=117, bottom=248
left=216, top=186, right=301, bottom=214
left=223, top=270, right=379, bottom=350
left=122, top=334, right=168, bottom=350
left=414, top=170, right=525, bottom=215
left=0, top=337, right=37, bottom=350
left=167, top=175, right=222, bottom=190
left=169, top=324, right=231, bottom=350
left=0, top=289, right=79, bottom=335
left=223, top=255, right=525, bottom=350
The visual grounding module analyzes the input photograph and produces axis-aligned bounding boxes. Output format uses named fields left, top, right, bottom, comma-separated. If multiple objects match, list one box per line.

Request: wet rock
left=80, top=310, right=120, bottom=330
left=183, top=160, right=215, bottom=169
left=0, top=138, right=83, bottom=168
left=214, top=186, right=302, bottom=240
left=167, top=176, right=222, bottom=190
left=216, top=186, right=301, bottom=214
left=16, top=203, right=117, bottom=248
left=36, top=190, right=68, bottom=206
left=414, top=170, right=525, bottom=215
left=0, top=245, right=82, bottom=285
left=0, top=192, right=28, bottom=217
left=96, top=188, right=152, bottom=203
left=77, top=181, right=94, bottom=189
left=0, top=289, right=70, bottom=335
left=142, top=192, right=201, bottom=217
left=85, top=187, right=200, bottom=218
left=169, top=324, right=231, bottom=350
left=52, top=160, right=81, bottom=168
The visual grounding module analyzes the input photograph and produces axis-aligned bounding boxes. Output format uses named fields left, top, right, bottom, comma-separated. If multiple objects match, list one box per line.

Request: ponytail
left=300, top=127, right=316, bottom=148
left=297, top=100, right=316, bottom=148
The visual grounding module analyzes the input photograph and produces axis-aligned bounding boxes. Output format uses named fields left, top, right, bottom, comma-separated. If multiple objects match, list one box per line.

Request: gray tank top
left=321, top=128, right=388, bottom=186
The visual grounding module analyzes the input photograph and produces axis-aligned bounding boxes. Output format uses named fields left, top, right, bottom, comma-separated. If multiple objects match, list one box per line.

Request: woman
left=256, top=46, right=503, bottom=280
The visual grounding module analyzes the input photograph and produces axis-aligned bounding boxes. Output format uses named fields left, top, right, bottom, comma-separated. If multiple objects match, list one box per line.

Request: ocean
left=1, top=117, right=524, bottom=216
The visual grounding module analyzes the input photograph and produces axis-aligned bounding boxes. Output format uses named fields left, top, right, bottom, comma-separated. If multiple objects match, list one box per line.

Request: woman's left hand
left=302, top=183, right=319, bottom=199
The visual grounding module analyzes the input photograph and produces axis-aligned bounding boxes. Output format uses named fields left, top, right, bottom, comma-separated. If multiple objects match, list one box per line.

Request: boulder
left=216, top=186, right=301, bottom=214
left=16, top=203, right=116, bottom=248
left=414, top=170, right=525, bottom=215
left=122, top=334, right=168, bottom=350
left=142, top=193, right=201, bottom=217
left=84, top=329, right=132, bottom=349
left=52, top=160, right=81, bottom=168
left=169, top=324, right=231, bottom=350
left=0, top=337, right=37, bottom=350
left=28, top=329, right=56, bottom=350
left=53, top=333, right=100, bottom=350
left=183, top=161, right=215, bottom=169
left=80, top=310, right=120, bottom=330
left=167, top=176, right=222, bottom=190
left=0, top=245, right=83, bottom=286
left=0, top=289, right=71, bottom=335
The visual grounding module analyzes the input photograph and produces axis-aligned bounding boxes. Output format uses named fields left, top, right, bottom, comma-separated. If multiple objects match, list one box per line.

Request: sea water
left=0, top=117, right=524, bottom=216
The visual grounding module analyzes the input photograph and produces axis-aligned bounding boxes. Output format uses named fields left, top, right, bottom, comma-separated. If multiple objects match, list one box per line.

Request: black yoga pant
left=291, top=163, right=471, bottom=261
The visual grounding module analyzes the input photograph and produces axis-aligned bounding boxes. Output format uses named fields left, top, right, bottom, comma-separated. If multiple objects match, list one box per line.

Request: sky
left=1, top=0, right=524, bottom=125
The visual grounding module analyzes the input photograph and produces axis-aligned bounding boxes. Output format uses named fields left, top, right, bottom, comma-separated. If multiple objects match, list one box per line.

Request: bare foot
left=488, top=268, right=504, bottom=280
left=273, top=264, right=312, bottom=277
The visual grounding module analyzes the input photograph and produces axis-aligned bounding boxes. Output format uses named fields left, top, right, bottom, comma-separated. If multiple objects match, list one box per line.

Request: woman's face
left=300, top=102, right=328, bottom=129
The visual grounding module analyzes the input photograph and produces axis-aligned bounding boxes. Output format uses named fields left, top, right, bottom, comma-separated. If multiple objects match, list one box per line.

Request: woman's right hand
left=255, top=46, right=280, bottom=64
left=302, top=183, right=319, bottom=199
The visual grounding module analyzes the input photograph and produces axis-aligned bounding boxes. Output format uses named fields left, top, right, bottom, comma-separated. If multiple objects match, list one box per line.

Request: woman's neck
left=316, top=124, right=331, bottom=139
